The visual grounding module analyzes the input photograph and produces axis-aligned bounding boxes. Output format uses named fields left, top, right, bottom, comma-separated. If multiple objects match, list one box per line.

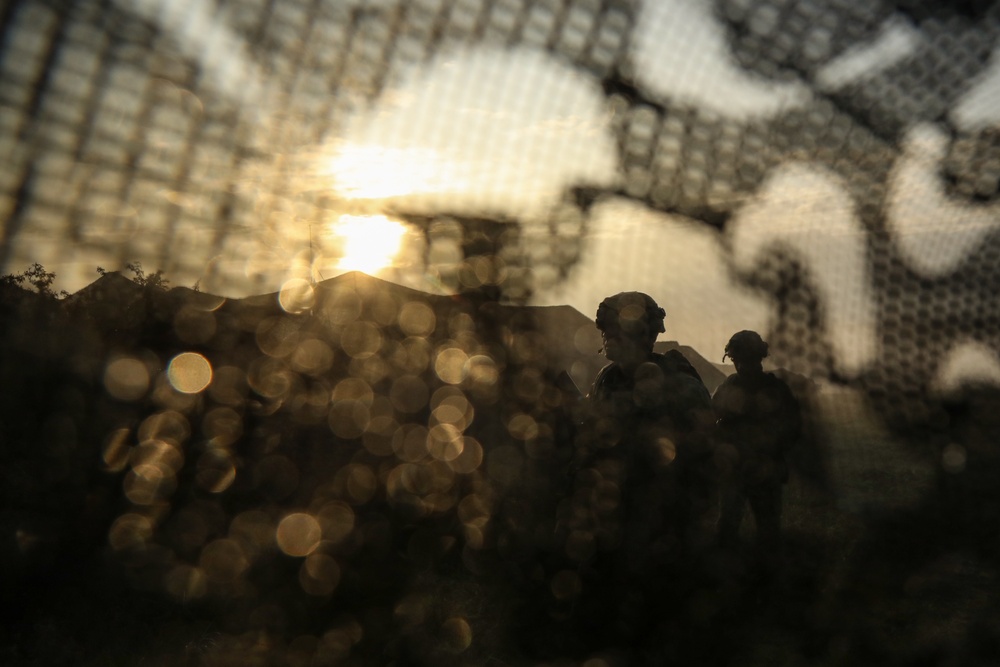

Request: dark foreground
left=4, top=278, right=1000, bottom=666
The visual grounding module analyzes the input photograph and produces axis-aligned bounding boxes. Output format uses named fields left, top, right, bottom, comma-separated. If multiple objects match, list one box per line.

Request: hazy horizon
left=5, top=0, right=1000, bottom=384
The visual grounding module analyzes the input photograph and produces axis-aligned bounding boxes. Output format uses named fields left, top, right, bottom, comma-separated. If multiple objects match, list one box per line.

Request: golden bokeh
left=427, top=423, right=465, bottom=462
left=506, top=413, right=540, bottom=441
left=290, top=338, right=334, bottom=375
left=124, top=462, right=177, bottom=505
left=392, top=424, right=430, bottom=463
left=201, top=407, right=243, bottom=447
left=458, top=494, right=491, bottom=531
left=434, top=346, right=469, bottom=385
left=278, top=277, right=315, bottom=313
left=655, top=436, right=678, bottom=465
left=340, top=321, right=382, bottom=359
left=132, top=438, right=184, bottom=474
left=257, top=316, right=301, bottom=358
left=247, top=357, right=294, bottom=399
left=10, top=2, right=991, bottom=664
left=328, top=400, right=371, bottom=440
left=316, top=501, right=355, bottom=543
left=199, top=538, right=250, bottom=583
left=344, top=465, right=378, bottom=505
left=430, top=387, right=474, bottom=431
left=276, top=513, right=322, bottom=557
left=101, top=427, right=132, bottom=472
left=298, top=553, right=341, bottom=596
left=166, top=352, right=213, bottom=394
left=464, top=354, right=500, bottom=391
left=196, top=449, right=237, bottom=493
left=108, top=513, right=154, bottom=551
left=321, top=286, right=363, bottom=325
left=137, top=410, right=191, bottom=447
left=332, top=377, right=374, bottom=404
left=104, top=356, right=150, bottom=401
left=448, top=436, right=484, bottom=474
left=398, top=301, right=436, bottom=337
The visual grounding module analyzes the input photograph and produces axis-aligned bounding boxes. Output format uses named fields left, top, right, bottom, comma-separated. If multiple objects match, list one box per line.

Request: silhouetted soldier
left=713, top=330, right=801, bottom=564
left=564, top=292, right=714, bottom=646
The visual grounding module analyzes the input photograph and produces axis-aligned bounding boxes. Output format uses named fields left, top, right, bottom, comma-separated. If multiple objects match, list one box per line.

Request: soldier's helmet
left=723, top=330, right=769, bottom=362
left=596, top=292, right=666, bottom=342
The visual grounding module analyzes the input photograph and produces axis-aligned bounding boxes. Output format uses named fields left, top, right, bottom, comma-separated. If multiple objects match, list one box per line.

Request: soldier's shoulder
left=593, top=361, right=617, bottom=383
left=660, top=359, right=711, bottom=406
left=655, top=350, right=703, bottom=382
left=589, top=362, right=621, bottom=397
left=713, top=373, right=739, bottom=393
left=762, top=371, right=795, bottom=391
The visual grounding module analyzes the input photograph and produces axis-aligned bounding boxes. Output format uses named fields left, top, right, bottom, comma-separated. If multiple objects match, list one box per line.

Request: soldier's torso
left=588, top=352, right=711, bottom=469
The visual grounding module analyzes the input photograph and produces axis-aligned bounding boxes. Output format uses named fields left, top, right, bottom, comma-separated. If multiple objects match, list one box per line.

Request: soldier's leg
left=748, top=479, right=783, bottom=562
left=717, top=481, right=746, bottom=548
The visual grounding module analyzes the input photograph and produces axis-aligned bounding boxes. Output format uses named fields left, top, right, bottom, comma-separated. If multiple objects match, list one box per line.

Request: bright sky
left=310, top=38, right=777, bottom=361
left=13, top=0, right=1000, bottom=381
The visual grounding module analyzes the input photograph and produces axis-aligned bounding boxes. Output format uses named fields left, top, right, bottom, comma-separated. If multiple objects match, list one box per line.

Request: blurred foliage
left=2, top=269, right=999, bottom=666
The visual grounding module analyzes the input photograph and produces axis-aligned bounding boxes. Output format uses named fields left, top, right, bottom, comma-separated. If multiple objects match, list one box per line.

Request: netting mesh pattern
left=4, top=1, right=1000, bottom=419
left=5, top=0, right=1000, bottom=664
left=0, top=0, right=639, bottom=290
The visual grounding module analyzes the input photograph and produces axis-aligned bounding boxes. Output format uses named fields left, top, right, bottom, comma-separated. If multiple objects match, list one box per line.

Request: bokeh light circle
left=104, top=356, right=149, bottom=401
left=279, top=277, right=315, bottom=313
left=299, top=553, right=341, bottom=596
left=441, top=617, right=473, bottom=653
left=167, top=352, right=213, bottom=394
left=276, top=513, right=322, bottom=557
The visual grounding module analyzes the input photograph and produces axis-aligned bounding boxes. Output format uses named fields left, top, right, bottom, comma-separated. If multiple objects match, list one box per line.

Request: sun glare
left=328, top=144, right=465, bottom=200
left=331, top=214, right=408, bottom=274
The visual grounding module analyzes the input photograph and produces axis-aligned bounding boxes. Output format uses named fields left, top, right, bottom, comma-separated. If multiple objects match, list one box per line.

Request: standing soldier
left=564, top=292, right=715, bottom=645
left=713, top=330, right=801, bottom=564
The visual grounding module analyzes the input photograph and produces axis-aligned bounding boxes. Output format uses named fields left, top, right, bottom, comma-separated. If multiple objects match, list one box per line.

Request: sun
left=330, top=214, right=408, bottom=274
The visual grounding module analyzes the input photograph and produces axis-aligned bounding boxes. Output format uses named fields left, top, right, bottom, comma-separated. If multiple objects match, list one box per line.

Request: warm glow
left=328, top=144, right=467, bottom=199
left=166, top=352, right=213, bottom=394
left=331, top=214, right=407, bottom=273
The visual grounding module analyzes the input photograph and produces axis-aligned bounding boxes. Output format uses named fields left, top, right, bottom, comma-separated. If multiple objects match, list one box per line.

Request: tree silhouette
left=0, top=263, right=66, bottom=298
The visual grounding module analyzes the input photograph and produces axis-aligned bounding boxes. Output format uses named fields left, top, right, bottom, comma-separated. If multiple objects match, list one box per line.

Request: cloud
left=814, top=14, right=923, bottom=91
left=631, top=0, right=811, bottom=118
left=888, top=123, right=1000, bottom=276
left=951, top=44, right=1000, bottom=132
left=930, top=340, right=1000, bottom=395
left=727, top=164, right=875, bottom=376
left=540, top=198, right=770, bottom=361
left=329, top=46, right=619, bottom=219
left=122, top=0, right=271, bottom=118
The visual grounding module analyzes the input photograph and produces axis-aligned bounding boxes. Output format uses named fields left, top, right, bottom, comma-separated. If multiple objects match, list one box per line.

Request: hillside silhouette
left=58, top=269, right=722, bottom=395
left=4, top=269, right=985, bottom=667
left=4, top=269, right=742, bottom=665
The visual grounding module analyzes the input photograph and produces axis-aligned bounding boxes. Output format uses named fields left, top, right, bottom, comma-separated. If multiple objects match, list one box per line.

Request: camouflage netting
left=5, top=0, right=1000, bottom=665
